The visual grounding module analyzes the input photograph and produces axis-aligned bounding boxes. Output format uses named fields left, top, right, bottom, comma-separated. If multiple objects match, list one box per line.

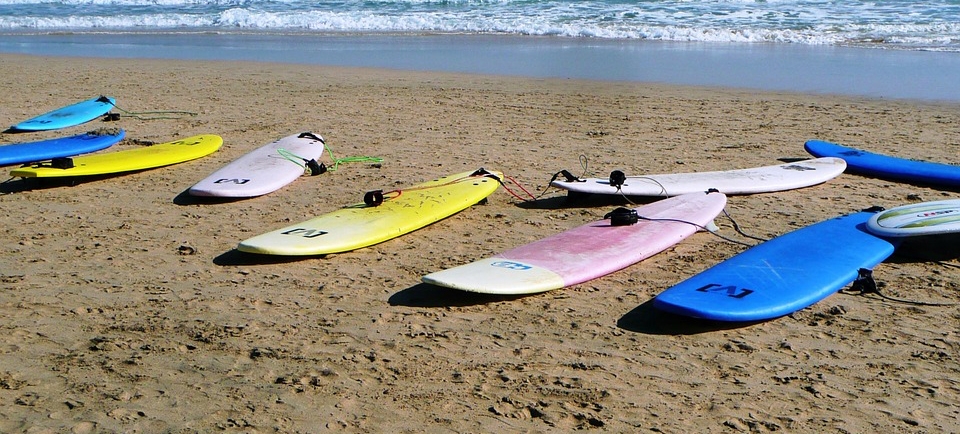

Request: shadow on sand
left=388, top=282, right=531, bottom=308
left=617, top=299, right=763, bottom=335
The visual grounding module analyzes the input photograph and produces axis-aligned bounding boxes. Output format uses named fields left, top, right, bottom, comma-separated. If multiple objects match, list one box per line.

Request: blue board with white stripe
left=653, top=210, right=896, bottom=322
left=805, top=140, right=960, bottom=188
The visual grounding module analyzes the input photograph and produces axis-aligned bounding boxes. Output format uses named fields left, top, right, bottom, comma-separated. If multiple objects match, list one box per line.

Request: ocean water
left=1, top=0, right=959, bottom=101
left=2, top=0, right=959, bottom=50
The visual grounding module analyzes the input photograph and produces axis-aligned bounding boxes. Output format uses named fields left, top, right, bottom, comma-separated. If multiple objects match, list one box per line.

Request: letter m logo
left=695, top=283, right=754, bottom=299
left=281, top=228, right=328, bottom=238
left=214, top=178, right=251, bottom=184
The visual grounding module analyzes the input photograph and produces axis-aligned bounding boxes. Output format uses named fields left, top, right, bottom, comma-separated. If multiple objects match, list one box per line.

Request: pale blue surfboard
left=9, top=96, right=116, bottom=132
left=0, top=129, right=125, bottom=167
left=805, top=140, right=960, bottom=188
left=653, top=210, right=896, bottom=322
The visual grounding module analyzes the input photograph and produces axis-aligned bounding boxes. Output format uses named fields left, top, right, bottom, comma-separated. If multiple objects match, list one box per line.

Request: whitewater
left=1, top=0, right=959, bottom=52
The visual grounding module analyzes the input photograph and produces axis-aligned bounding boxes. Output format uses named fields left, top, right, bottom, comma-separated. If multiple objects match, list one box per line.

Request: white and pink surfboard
left=422, top=191, right=727, bottom=295
left=189, top=132, right=327, bottom=198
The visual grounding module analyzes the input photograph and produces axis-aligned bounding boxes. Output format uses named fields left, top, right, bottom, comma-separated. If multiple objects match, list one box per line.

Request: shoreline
left=2, top=33, right=960, bottom=102
left=1, top=53, right=959, bottom=432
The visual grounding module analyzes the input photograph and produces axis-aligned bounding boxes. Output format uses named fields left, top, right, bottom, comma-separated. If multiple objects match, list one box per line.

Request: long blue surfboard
left=0, top=129, right=125, bottom=167
left=805, top=140, right=960, bottom=188
left=9, top=96, right=116, bottom=132
left=653, top=210, right=896, bottom=322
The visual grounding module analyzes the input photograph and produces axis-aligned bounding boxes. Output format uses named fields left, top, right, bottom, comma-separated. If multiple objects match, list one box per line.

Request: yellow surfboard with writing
left=10, top=134, right=222, bottom=178
left=238, top=168, right=502, bottom=256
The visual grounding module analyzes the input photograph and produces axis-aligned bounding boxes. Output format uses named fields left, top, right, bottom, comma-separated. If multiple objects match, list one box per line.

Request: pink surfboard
left=422, top=191, right=727, bottom=294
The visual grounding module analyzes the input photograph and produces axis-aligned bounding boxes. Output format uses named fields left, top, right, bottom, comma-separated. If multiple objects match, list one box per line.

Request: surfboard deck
left=653, top=210, right=897, bottom=322
left=550, top=157, right=846, bottom=197
left=237, top=168, right=502, bottom=255
left=867, top=199, right=960, bottom=237
left=805, top=140, right=960, bottom=188
left=189, top=132, right=327, bottom=197
left=0, top=129, right=124, bottom=167
left=422, top=191, right=728, bottom=295
left=9, top=96, right=116, bottom=132
left=10, top=134, right=223, bottom=178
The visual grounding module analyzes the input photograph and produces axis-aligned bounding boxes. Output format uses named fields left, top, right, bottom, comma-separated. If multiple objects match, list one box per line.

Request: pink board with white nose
left=422, top=191, right=727, bottom=295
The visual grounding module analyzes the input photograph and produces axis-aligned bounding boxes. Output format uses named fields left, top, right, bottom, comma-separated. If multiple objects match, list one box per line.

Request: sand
left=0, top=52, right=958, bottom=433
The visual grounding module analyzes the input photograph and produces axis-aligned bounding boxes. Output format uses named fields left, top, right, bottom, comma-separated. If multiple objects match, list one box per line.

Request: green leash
left=277, top=139, right=382, bottom=175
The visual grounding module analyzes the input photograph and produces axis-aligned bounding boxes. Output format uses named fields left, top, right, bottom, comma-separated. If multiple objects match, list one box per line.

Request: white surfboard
left=866, top=199, right=960, bottom=237
left=422, top=191, right=727, bottom=295
left=550, top=157, right=846, bottom=197
left=188, top=132, right=327, bottom=198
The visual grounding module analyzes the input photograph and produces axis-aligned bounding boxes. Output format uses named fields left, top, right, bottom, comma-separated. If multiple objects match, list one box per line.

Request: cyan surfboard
left=805, top=140, right=960, bottom=188
left=8, top=96, right=116, bottom=132
left=0, top=129, right=125, bottom=167
left=652, top=210, right=896, bottom=322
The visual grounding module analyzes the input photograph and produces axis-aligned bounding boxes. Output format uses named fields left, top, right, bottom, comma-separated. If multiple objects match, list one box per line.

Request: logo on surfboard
left=695, top=283, right=754, bottom=299
left=281, top=228, right=328, bottom=238
left=490, top=261, right=532, bottom=271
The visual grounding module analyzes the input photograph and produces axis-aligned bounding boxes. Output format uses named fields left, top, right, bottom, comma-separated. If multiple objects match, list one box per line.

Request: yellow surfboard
left=10, top=134, right=222, bottom=178
left=238, top=168, right=502, bottom=256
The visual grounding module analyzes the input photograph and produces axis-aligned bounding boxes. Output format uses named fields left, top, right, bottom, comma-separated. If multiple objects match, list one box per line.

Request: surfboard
left=652, top=210, right=897, bottom=322
left=9, top=96, right=116, bottom=132
left=550, top=157, right=846, bottom=197
left=188, top=132, right=327, bottom=198
left=421, top=191, right=728, bottom=295
left=0, top=129, right=124, bottom=167
left=805, top=140, right=960, bottom=188
left=866, top=199, right=960, bottom=237
left=237, top=168, right=502, bottom=256
left=10, top=134, right=222, bottom=178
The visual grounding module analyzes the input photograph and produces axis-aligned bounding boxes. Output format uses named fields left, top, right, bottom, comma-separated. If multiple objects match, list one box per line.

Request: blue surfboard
left=652, top=210, right=896, bottom=322
left=9, top=96, right=116, bottom=132
left=0, top=129, right=125, bottom=167
left=805, top=140, right=960, bottom=188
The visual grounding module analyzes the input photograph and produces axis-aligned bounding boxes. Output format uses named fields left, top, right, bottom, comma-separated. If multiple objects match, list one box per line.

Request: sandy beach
left=1, top=52, right=959, bottom=432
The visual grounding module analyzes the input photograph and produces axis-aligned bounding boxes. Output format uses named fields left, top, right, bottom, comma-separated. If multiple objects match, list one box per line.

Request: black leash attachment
left=298, top=132, right=327, bottom=175
left=50, top=157, right=75, bottom=169
left=842, top=267, right=956, bottom=307
left=363, top=189, right=384, bottom=207
left=604, top=207, right=639, bottom=226
left=849, top=268, right=878, bottom=295
left=471, top=167, right=496, bottom=178
left=549, top=169, right=582, bottom=183
left=609, top=170, right=627, bottom=190
left=298, top=131, right=326, bottom=144
left=305, top=160, right=327, bottom=176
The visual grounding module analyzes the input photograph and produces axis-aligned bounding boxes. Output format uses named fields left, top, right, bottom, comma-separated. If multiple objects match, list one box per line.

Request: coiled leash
left=278, top=132, right=383, bottom=177
left=277, top=147, right=327, bottom=176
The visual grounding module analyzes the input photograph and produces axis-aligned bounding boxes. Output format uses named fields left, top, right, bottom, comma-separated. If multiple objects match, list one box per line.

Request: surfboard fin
left=704, top=220, right=720, bottom=233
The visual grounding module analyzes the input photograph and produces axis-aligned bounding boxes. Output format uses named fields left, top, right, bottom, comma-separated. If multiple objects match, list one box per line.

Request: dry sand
left=1, top=53, right=959, bottom=433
